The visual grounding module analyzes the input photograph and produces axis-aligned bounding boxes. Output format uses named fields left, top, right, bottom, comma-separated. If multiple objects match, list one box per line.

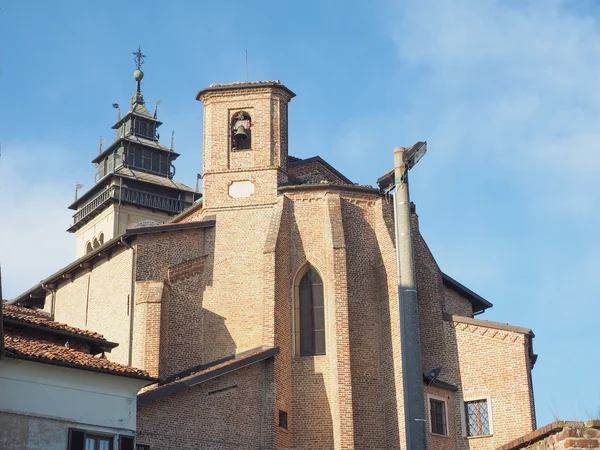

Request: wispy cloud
left=376, top=0, right=600, bottom=425
left=383, top=0, right=600, bottom=212
left=0, top=142, right=76, bottom=299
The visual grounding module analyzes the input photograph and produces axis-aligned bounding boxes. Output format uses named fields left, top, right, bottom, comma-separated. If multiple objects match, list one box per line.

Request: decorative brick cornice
left=443, top=312, right=534, bottom=336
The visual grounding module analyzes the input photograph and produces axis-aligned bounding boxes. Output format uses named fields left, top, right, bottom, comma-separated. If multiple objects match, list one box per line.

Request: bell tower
left=68, top=48, right=200, bottom=257
left=195, top=81, right=295, bottom=210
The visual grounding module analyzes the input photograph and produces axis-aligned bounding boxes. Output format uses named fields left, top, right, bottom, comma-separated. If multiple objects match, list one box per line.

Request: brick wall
left=443, top=317, right=535, bottom=450
left=444, top=286, right=474, bottom=317
left=49, top=245, right=134, bottom=365
left=137, top=361, right=272, bottom=449
left=497, top=421, right=600, bottom=450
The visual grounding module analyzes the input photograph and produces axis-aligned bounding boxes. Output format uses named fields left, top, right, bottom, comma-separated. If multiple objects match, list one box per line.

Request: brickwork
left=442, top=317, right=535, bottom=450
left=288, top=160, right=350, bottom=185
left=198, top=85, right=294, bottom=211
left=413, top=213, right=449, bottom=382
left=497, top=421, right=600, bottom=450
left=444, top=286, right=474, bottom=317
left=132, top=280, right=164, bottom=378
left=285, top=190, right=335, bottom=449
left=49, top=245, right=134, bottom=365
left=341, top=197, right=387, bottom=448
left=373, top=197, right=407, bottom=449
left=33, top=80, right=539, bottom=450
left=424, top=385, right=458, bottom=450
left=137, top=362, right=271, bottom=449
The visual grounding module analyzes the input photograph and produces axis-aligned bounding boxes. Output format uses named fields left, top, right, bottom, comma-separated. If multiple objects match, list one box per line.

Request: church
left=11, top=53, right=537, bottom=449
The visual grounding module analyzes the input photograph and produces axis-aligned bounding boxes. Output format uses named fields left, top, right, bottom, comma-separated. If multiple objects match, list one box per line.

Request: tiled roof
left=4, top=333, right=151, bottom=378
left=3, top=304, right=106, bottom=340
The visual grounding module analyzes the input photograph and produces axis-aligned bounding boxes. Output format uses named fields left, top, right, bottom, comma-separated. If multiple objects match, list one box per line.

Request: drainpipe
left=41, top=283, right=55, bottom=318
left=394, top=147, right=428, bottom=450
left=121, top=236, right=136, bottom=366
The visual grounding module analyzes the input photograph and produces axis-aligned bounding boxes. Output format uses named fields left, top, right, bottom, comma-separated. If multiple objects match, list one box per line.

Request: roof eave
left=12, top=219, right=217, bottom=305
left=288, top=156, right=354, bottom=185
left=3, top=318, right=118, bottom=351
left=138, top=346, right=279, bottom=404
left=441, top=272, right=493, bottom=313
left=4, top=352, right=155, bottom=381
left=196, top=82, right=296, bottom=101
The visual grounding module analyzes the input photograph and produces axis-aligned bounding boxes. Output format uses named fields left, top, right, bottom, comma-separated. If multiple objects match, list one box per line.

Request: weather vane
left=133, top=46, right=146, bottom=70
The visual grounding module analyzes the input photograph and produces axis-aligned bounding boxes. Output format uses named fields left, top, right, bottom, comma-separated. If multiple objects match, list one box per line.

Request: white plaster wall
left=75, top=207, right=116, bottom=258
left=0, top=358, right=148, bottom=432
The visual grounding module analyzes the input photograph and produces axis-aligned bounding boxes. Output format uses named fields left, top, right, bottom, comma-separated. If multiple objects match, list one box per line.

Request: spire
left=132, top=46, right=146, bottom=105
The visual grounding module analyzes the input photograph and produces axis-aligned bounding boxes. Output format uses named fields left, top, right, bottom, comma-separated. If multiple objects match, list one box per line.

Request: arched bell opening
left=231, top=111, right=251, bottom=150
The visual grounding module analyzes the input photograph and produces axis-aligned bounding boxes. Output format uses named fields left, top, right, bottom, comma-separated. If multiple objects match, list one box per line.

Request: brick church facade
left=13, top=77, right=537, bottom=449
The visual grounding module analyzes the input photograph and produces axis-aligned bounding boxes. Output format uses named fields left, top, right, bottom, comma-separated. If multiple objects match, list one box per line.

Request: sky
left=1, top=0, right=599, bottom=427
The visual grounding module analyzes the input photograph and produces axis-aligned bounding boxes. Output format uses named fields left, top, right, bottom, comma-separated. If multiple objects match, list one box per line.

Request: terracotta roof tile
left=3, top=304, right=106, bottom=340
left=4, top=333, right=150, bottom=378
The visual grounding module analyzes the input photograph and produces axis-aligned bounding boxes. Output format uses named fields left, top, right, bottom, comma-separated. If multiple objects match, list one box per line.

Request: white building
left=0, top=303, right=153, bottom=450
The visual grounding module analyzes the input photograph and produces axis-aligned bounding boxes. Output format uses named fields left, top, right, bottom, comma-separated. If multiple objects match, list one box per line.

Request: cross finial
left=133, top=46, right=145, bottom=70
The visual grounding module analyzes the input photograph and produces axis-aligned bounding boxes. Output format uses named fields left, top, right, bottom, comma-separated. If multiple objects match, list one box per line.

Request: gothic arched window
left=231, top=111, right=251, bottom=150
left=86, top=242, right=93, bottom=254
left=294, top=264, right=326, bottom=356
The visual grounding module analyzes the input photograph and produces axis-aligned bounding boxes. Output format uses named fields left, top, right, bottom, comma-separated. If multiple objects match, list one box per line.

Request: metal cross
left=133, top=46, right=146, bottom=70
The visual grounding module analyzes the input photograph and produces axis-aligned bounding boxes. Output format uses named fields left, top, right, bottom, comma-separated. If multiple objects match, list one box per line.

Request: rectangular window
left=136, top=446, right=150, bottom=450
left=428, top=397, right=448, bottom=436
left=151, top=151, right=160, bottom=173
left=68, top=429, right=114, bottom=450
left=142, top=149, right=152, bottom=170
left=134, top=148, right=142, bottom=167
left=278, top=410, right=288, bottom=429
left=465, top=399, right=490, bottom=436
left=159, top=154, right=169, bottom=175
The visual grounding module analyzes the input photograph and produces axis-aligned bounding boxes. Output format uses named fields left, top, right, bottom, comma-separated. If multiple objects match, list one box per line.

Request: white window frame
left=460, top=395, right=494, bottom=438
left=427, top=394, right=449, bottom=437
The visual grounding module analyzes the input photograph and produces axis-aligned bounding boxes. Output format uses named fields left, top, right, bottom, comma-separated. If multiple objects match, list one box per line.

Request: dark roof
left=68, top=167, right=196, bottom=211
left=196, top=80, right=296, bottom=100
left=287, top=156, right=354, bottom=185
left=11, top=219, right=216, bottom=307
left=92, top=135, right=176, bottom=164
left=4, top=333, right=152, bottom=380
left=138, top=346, right=279, bottom=404
left=441, top=272, right=493, bottom=313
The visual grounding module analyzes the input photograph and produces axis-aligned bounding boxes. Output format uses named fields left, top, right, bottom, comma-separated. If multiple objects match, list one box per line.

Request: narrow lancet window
left=295, top=265, right=325, bottom=356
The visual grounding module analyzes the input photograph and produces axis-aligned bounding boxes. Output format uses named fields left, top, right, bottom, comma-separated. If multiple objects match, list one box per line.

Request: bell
left=234, top=125, right=248, bottom=141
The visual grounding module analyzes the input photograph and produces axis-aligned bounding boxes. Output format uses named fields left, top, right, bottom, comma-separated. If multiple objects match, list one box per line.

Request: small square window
left=278, top=410, right=288, bottom=429
left=464, top=398, right=491, bottom=436
left=428, top=396, right=448, bottom=436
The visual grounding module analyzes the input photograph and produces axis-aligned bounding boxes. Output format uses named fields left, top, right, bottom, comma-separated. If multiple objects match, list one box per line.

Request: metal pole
left=393, top=147, right=428, bottom=450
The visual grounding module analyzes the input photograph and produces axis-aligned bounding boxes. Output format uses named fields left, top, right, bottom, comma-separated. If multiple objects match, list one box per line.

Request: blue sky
left=1, top=0, right=599, bottom=426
